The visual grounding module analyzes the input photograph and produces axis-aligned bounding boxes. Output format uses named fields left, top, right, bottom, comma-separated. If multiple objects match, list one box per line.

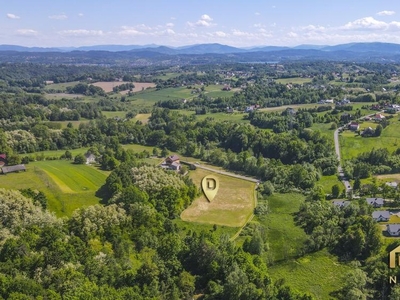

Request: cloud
left=377, top=10, right=395, bottom=16
left=59, top=29, right=104, bottom=37
left=78, top=13, right=84, bottom=17
left=187, top=14, right=215, bottom=27
left=16, top=29, right=38, bottom=36
left=255, top=12, right=260, bottom=16
left=212, top=31, right=227, bottom=37
left=343, top=17, right=388, bottom=30
left=49, top=14, right=68, bottom=20
left=166, top=23, right=174, bottom=28
left=7, top=13, right=20, bottom=19
left=118, top=26, right=145, bottom=36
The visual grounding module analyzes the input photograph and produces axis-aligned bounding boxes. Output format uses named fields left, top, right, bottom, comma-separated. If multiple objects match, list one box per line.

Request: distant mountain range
left=1, top=42, right=400, bottom=65
left=2, top=42, right=400, bottom=55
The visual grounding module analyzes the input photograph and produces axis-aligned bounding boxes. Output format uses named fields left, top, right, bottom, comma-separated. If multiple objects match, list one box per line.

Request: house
left=348, top=122, right=360, bottom=131
left=333, top=200, right=350, bottom=208
left=170, top=161, right=181, bottom=171
left=222, top=85, right=232, bottom=91
left=166, top=155, right=180, bottom=165
left=325, top=99, right=334, bottom=104
left=372, top=210, right=390, bottom=222
left=0, top=154, right=6, bottom=167
left=386, top=182, right=398, bottom=189
left=1, top=164, right=26, bottom=174
left=85, top=153, right=97, bottom=164
left=387, top=224, right=400, bottom=237
left=374, top=113, right=386, bottom=121
left=366, top=198, right=385, bottom=207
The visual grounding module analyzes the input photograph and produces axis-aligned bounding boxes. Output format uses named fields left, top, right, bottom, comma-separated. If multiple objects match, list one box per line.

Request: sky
left=2, top=0, right=400, bottom=48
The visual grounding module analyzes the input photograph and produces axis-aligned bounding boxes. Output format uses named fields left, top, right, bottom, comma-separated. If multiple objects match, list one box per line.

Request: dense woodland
left=2, top=60, right=400, bottom=299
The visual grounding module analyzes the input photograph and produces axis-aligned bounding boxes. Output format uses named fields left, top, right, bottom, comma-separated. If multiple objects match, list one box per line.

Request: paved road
left=182, top=161, right=260, bottom=183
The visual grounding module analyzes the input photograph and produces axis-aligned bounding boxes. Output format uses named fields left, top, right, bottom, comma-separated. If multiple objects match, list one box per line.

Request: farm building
left=1, top=164, right=26, bottom=174
left=386, top=182, right=398, bottom=189
left=372, top=211, right=390, bottom=222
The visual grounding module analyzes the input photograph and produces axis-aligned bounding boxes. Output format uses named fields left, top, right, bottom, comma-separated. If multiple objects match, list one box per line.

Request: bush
left=74, top=154, right=86, bottom=164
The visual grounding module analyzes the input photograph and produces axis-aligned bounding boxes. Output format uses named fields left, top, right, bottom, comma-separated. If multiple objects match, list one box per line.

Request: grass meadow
left=274, top=77, right=312, bottom=85
left=269, top=249, right=352, bottom=300
left=181, top=168, right=256, bottom=227
left=340, top=116, right=400, bottom=160
left=0, top=160, right=107, bottom=216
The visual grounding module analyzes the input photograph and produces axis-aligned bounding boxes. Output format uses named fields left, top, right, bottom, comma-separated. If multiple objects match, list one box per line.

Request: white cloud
left=170, top=17, right=176, bottom=20
left=7, top=13, right=20, bottom=19
left=214, top=31, right=227, bottom=37
left=255, top=12, right=260, bottom=16
left=16, top=29, right=37, bottom=36
left=165, top=29, right=175, bottom=35
left=343, top=17, right=388, bottom=30
left=59, top=29, right=104, bottom=37
left=287, top=32, right=298, bottom=38
left=118, top=26, right=145, bottom=36
left=78, top=13, right=84, bottom=17
left=166, top=23, right=174, bottom=28
left=201, top=14, right=212, bottom=21
left=377, top=10, right=395, bottom=16
left=187, top=14, right=215, bottom=27
left=49, top=14, right=68, bottom=20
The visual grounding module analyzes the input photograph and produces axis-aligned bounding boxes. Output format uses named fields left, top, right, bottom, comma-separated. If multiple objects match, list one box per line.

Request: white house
left=386, top=182, right=398, bottom=189
left=85, top=153, right=96, bottom=164
left=372, top=211, right=390, bottom=222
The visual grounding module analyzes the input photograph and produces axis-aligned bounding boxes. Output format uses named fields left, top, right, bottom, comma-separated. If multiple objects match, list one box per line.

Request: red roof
left=167, top=155, right=180, bottom=162
left=0, top=154, right=6, bottom=160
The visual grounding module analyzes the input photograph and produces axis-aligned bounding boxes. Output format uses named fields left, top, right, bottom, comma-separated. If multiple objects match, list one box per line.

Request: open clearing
left=44, top=81, right=80, bottom=91
left=120, top=82, right=156, bottom=94
left=269, top=249, right=352, bottom=300
left=181, top=168, right=255, bottom=227
left=0, top=160, right=107, bottom=217
left=340, top=116, right=400, bottom=160
left=91, top=81, right=130, bottom=92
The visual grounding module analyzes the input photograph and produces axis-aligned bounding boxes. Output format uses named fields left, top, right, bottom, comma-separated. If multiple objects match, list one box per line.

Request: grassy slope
left=181, top=168, right=255, bottom=227
left=269, top=249, right=352, bottom=300
left=256, top=193, right=351, bottom=299
left=340, top=117, right=400, bottom=160
left=0, top=160, right=107, bottom=217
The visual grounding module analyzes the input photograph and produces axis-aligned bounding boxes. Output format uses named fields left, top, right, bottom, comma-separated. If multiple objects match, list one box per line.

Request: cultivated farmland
left=0, top=160, right=107, bottom=216
left=181, top=168, right=256, bottom=227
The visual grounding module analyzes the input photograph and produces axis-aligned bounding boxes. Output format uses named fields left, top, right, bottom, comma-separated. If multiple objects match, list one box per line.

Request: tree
left=74, top=154, right=86, bottom=164
left=152, top=147, right=159, bottom=157
left=332, top=184, right=340, bottom=198
left=353, top=177, right=361, bottom=191
left=375, top=124, right=383, bottom=137
left=161, top=148, right=169, bottom=158
left=64, top=150, right=73, bottom=160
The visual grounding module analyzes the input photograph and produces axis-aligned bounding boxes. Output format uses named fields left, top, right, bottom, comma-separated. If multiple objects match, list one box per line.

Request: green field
left=275, top=77, right=312, bottom=84
left=319, top=175, right=343, bottom=194
left=269, top=249, right=352, bottom=300
left=257, top=193, right=307, bottom=262
left=181, top=168, right=256, bottom=227
left=44, top=81, right=81, bottom=91
left=127, top=87, right=194, bottom=109
left=0, top=160, right=107, bottom=216
left=101, top=111, right=127, bottom=118
left=340, top=117, right=400, bottom=160
left=174, top=110, right=250, bottom=123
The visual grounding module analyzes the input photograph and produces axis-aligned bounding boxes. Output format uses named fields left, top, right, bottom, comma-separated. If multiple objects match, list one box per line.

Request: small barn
left=1, top=164, right=26, bottom=174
